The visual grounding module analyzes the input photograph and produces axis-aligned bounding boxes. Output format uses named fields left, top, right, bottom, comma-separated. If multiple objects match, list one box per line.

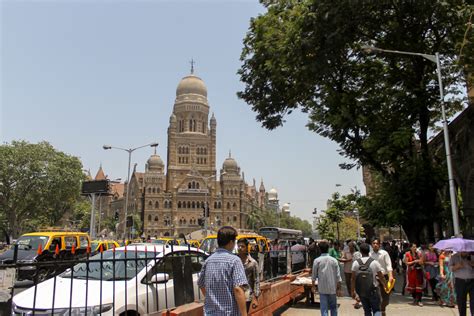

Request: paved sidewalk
left=278, top=270, right=460, bottom=315
left=278, top=293, right=458, bottom=315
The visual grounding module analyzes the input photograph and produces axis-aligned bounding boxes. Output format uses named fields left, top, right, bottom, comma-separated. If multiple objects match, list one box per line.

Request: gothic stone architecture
left=118, top=72, right=272, bottom=237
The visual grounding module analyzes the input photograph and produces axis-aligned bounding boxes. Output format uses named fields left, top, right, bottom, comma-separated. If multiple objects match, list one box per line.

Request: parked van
left=0, top=231, right=90, bottom=281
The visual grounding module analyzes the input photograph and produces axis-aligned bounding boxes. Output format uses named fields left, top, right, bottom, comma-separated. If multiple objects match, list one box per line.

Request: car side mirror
left=150, top=273, right=169, bottom=284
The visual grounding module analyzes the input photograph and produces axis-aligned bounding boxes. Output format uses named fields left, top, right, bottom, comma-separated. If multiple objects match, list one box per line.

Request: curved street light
left=361, top=45, right=460, bottom=236
left=103, top=142, right=159, bottom=239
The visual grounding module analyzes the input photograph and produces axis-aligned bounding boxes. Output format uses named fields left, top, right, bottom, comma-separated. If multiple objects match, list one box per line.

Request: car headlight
left=92, top=304, right=113, bottom=314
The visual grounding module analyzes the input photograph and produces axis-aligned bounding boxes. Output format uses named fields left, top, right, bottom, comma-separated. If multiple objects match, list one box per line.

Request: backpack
left=355, top=258, right=376, bottom=298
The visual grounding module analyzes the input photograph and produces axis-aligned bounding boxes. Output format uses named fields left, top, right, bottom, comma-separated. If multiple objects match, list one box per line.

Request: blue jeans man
left=319, top=294, right=338, bottom=316
left=359, top=289, right=382, bottom=316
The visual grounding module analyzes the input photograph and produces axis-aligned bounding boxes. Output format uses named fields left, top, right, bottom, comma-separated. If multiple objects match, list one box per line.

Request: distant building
left=107, top=70, right=274, bottom=237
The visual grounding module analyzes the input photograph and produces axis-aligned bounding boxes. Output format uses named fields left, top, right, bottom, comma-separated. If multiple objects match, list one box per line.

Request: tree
left=320, top=190, right=364, bottom=241
left=0, top=141, right=84, bottom=237
left=238, top=1, right=472, bottom=242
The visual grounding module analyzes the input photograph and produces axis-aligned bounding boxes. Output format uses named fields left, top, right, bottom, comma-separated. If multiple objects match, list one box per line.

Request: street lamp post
left=103, top=142, right=158, bottom=239
left=362, top=46, right=460, bottom=236
left=354, top=208, right=360, bottom=241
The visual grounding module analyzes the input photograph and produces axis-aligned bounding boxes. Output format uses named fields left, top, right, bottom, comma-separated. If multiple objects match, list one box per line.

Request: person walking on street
left=237, top=239, right=260, bottom=314
left=435, top=250, right=456, bottom=307
left=312, top=241, right=342, bottom=316
left=404, top=242, right=424, bottom=306
left=198, top=226, right=248, bottom=316
left=351, top=243, right=387, bottom=316
left=340, top=241, right=361, bottom=297
left=449, top=251, right=474, bottom=316
left=370, top=239, right=394, bottom=315
left=291, top=239, right=306, bottom=272
left=423, top=243, right=439, bottom=302
left=270, top=239, right=280, bottom=278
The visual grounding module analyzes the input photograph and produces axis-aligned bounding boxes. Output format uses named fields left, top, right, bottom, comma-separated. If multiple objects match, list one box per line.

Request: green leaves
left=0, top=141, right=85, bottom=237
left=240, top=0, right=472, bottom=242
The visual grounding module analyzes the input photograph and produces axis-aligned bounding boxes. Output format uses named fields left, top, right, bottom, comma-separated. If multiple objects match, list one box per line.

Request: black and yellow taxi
left=0, top=231, right=90, bottom=281
left=90, top=240, right=120, bottom=255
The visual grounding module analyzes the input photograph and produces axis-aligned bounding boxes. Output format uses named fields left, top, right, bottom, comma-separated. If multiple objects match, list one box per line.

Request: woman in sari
left=435, top=250, right=456, bottom=308
left=404, top=243, right=424, bottom=306
left=423, top=243, right=439, bottom=302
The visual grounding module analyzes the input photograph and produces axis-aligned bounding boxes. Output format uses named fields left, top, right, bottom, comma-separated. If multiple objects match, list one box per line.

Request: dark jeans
left=271, top=257, right=279, bottom=278
left=429, top=278, right=439, bottom=301
left=454, top=278, right=474, bottom=316
left=345, top=272, right=352, bottom=297
left=378, top=275, right=390, bottom=311
left=360, top=288, right=381, bottom=316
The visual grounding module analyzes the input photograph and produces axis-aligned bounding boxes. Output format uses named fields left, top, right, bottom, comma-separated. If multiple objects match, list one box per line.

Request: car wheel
left=36, top=269, right=49, bottom=282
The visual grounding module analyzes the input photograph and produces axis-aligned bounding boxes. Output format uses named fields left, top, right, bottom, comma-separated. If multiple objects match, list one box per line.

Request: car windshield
left=16, top=236, right=49, bottom=251
left=60, top=250, right=160, bottom=281
left=200, top=238, right=218, bottom=253
left=151, top=240, right=165, bottom=245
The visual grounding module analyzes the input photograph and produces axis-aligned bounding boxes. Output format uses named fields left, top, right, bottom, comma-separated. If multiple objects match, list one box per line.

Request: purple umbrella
left=433, top=238, right=474, bottom=252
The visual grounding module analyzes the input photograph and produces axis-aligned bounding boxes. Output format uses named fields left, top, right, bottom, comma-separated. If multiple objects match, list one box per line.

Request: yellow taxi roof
left=23, top=232, right=89, bottom=237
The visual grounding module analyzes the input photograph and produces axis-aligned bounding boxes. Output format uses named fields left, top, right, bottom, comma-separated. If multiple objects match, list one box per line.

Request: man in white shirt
left=352, top=243, right=387, bottom=316
left=370, top=239, right=393, bottom=316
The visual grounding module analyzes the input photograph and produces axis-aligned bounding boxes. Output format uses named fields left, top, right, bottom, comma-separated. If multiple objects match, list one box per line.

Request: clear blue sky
left=1, top=0, right=364, bottom=223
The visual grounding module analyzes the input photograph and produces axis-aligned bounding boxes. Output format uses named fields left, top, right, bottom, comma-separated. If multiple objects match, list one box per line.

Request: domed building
left=120, top=68, right=271, bottom=237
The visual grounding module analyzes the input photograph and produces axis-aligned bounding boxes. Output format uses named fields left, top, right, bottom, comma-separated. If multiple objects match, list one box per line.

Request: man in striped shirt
left=312, top=241, right=342, bottom=316
left=198, top=226, right=248, bottom=316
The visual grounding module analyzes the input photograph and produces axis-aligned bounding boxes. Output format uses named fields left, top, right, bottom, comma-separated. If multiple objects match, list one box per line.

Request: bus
left=258, top=227, right=303, bottom=241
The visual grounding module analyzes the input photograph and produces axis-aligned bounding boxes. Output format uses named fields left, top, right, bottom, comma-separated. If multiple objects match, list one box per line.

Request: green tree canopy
left=0, top=141, right=84, bottom=237
left=238, top=0, right=472, bottom=242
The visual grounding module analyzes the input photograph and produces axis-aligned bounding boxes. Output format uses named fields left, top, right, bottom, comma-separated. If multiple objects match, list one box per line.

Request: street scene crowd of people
left=197, top=226, right=473, bottom=316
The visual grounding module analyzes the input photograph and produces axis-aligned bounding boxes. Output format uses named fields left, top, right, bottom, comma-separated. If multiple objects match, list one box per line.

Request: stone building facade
left=117, top=71, right=270, bottom=237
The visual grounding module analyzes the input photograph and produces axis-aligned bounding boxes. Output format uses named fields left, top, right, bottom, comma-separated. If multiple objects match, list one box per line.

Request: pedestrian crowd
left=309, top=237, right=473, bottom=316
left=197, top=227, right=473, bottom=316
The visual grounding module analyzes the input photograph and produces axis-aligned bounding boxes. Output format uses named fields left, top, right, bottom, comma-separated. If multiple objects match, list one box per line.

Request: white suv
left=12, top=245, right=207, bottom=315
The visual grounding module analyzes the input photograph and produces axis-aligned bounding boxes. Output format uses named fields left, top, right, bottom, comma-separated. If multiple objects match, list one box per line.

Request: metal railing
left=0, top=244, right=205, bottom=316
left=0, top=244, right=313, bottom=315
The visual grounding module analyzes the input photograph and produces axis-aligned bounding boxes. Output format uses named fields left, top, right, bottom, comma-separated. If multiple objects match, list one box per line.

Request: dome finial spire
left=190, top=58, right=195, bottom=74
left=228, top=150, right=232, bottom=158
left=153, top=146, right=157, bottom=155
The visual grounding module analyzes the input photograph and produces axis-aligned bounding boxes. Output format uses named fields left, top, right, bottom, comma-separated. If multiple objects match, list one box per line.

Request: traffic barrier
left=154, top=271, right=309, bottom=316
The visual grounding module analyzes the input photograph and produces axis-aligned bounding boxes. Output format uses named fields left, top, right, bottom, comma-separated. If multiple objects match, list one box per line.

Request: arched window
left=178, top=201, right=181, bottom=208
left=148, top=214, right=152, bottom=221
left=200, top=201, right=205, bottom=209
left=196, top=182, right=200, bottom=189
left=152, top=188, right=156, bottom=193
left=227, top=217, right=230, bottom=223
left=233, top=202, right=237, bottom=209
left=179, top=219, right=183, bottom=225
left=183, top=218, right=187, bottom=225
left=202, top=122, right=205, bottom=133
left=155, top=201, right=159, bottom=208
left=169, top=201, right=172, bottom=208
left=192, top=201, right=196, bottom=209
left=148, top=201, right=152, bottom=206
left=187, top=201, right=191, bottom=208
left=204, top=158, right=207, bottom=164
left=214, top=201, right=217, bottom=208
left=154, top=216, right=158, bottom=222
left=227, top=202, right=231, bottom=210
left=226, top=189, right=229, bottom=196
left=148, top=187, right=152, bottom=194
left=233, top=216, right=238, bottom=222
left=234, top=189, right=238, bottom=195
left=157, top=187, right=160, bottom=193
left=188, top=182, right=192, bottom=189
